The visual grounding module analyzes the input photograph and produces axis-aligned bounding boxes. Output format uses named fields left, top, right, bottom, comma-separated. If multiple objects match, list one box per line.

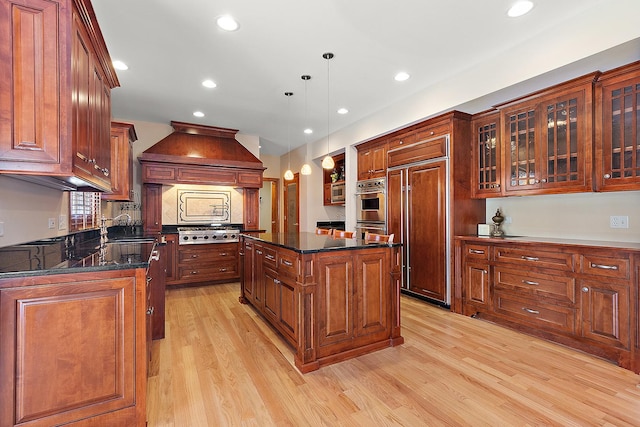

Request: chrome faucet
left=100, top=213, right=132, bottom=247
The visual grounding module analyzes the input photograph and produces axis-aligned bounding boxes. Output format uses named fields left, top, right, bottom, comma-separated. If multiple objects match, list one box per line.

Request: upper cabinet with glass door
left=497, top=72, right=599, bottom=196
left=594, top=60, right=640, bottom=191
left=471, top=110, right=502, bottom=198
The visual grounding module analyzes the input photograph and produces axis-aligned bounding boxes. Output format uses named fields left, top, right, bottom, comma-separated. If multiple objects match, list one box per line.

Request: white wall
left=486, top=191, right=640, bottom=242
left=0, top=176, right=69, bottom=246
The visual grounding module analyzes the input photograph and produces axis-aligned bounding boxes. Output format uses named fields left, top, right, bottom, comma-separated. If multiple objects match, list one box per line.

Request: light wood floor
left=147, top=283, right=640, bottom=426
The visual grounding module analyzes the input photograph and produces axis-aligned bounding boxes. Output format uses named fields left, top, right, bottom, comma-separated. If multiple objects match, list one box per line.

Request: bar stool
left=332, top=230, right=355, bottom=238
left=364, top=231, right=394, bottom=244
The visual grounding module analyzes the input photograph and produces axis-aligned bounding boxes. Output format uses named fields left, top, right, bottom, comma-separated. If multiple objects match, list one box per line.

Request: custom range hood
left=138, top=121, right=265, bottom=188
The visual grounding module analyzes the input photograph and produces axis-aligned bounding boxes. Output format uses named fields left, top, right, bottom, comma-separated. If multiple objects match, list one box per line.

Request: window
left=69, top=192, right=101, bottom=231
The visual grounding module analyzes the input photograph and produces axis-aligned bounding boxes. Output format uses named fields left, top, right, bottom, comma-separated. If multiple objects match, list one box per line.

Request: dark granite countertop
left=0, top=232, right=159, bottom=279
left=455, top=235, right=640, bottom=251
left=243, top=232, right=398, bottom=254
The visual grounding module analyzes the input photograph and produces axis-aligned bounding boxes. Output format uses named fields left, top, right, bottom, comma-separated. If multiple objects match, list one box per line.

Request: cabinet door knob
left=147, top=306, right=154, bottom=315
left=581, top=287, right=589, bottom=293
left=604, top=173, right=611, bottom=179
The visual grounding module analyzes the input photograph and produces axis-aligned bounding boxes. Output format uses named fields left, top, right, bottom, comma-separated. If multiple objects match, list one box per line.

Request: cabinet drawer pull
left=522, top=280, right=539, bottom=286
left=469, top=249, right=485, bottom=254
left=219, top=268, right=227, bottom=272
left=219, top=252, right=228, bottom=256
left=281, top=259, right=293, bottom=266
left=521, top=256, right=539, bottom=261
left=150, top=250, right=160, bottom=261
left=522, top=308, right=540, bottom=315
left=273, top=278, right=281, bottom=284
left=191, top=270, right=199, bottom=275
left=256, top=250, right=263, bottom=255
left=191, top=254, right=199, bottom=258
left=265, top=254, right=276, bottom=261
left=590, top=263, right=618, bottom=270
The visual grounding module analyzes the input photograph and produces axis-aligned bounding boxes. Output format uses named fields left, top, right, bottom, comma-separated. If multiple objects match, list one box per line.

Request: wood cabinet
left=388, top=160, right=448, bottom=302
left=460, top=243, right=491, bottom=313
left=322, top=153, right=345, bottom=206
left=239, top=235, right=403, bottom=372
left=103, top=121, right=137, bottom=201
left=163, top=234, right=178, bottom=283
left=148, top=243, right=166, bottom=340
left=0, top=0, right=118, bottom=191
left=357, top=142, right=387, bottom=180
left=498, top=73, right=597, bottom=195
left=594, top=60, right=640, bottom=191
left=166, top=242, right=240, bottom=286
left=243, top=187, right=260, bottom=230
left=471, top=110, right=502, bottom=197
left=143, top=183, right=162, bottom=234
left=455, top=236, right=638, bottom=373
left=0, top=0, right=71, bottom=175
left=0, top=268, right=147, bottom=426
left=385, top=111, right=485, bottom=305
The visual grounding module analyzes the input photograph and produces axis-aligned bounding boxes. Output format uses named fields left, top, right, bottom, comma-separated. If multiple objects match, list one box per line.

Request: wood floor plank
left=147, top=283, right=640, bottom=426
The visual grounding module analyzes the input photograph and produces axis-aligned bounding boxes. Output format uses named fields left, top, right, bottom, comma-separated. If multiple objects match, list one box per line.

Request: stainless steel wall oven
left=355, top=177, right=386, bottom=237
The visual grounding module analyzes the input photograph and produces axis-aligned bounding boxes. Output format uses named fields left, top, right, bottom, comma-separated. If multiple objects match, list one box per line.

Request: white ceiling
left=92, top=0, right=640, bottom=156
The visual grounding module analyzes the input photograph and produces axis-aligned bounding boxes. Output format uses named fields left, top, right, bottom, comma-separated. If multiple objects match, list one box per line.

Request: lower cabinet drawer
left=494, top=292, right=577, bottom=334
left=177, top=261, right=239, bottom=281
left=494, top=268, right=576, bottom=304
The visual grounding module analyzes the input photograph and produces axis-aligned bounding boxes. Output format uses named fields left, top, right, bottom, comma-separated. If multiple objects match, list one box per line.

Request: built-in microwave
left=330, top=182, right=346, bottom=204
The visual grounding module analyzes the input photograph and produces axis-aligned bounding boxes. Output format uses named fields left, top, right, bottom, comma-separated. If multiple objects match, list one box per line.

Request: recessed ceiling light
left=304, top=128, right=313, bottom=134
left=337, top=108, right=349, bottom=115
left=113, top=60, right=128, bottom=71
left=217, top=15, right=239, bottom=31
left=202, top=79, right=217, bottom=88
left=508, top=1, right=534, bottom=17
left=394, top=72, right=410, bottom=82
left=193, top=111, right=205, bottom=118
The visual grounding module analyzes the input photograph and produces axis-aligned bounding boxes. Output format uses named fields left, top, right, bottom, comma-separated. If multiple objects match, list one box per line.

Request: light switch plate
left=48, top=218, right=56, bottom=229
left=610, top=215, right=629, bottom=229
left=59, top=215, right=67, bottom=230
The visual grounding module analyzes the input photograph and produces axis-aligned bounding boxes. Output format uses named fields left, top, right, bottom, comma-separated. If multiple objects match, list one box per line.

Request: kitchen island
left=240, top=232, right=404, bottom=373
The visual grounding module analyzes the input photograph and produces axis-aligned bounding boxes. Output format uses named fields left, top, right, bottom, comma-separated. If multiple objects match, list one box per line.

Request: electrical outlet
left=0, top=221, right=4, bottom=237
left=48, top=217, right=56, bottom=229
left=610, top=215, right=629, bottom=229
left=58, top=215, right=67, bottom=230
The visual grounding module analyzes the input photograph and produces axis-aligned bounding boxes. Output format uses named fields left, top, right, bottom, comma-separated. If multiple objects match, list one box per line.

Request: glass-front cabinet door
left=471, top=110, right=502, bottom=198
left=503, top=104, right=537, bottom=193
left=595, top=61, right=640, bottom=191
left=540, top=88, right=591, bottom=192
left=500, top=74, right=596, bottom=195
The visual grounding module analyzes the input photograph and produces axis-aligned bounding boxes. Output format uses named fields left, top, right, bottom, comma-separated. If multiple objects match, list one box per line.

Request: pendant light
left=300, top=74, right=312, bottom=175
left=321, top=52, right=335, bottom=170
left=283, top=91, right=294, bottom=181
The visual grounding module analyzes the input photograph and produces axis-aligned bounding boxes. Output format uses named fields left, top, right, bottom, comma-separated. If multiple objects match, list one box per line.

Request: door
left=283, top=173, right=299, bottom=233
left=260, top=178, right=279, bottom=233
left=407, top=161, right=447, bottom=303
